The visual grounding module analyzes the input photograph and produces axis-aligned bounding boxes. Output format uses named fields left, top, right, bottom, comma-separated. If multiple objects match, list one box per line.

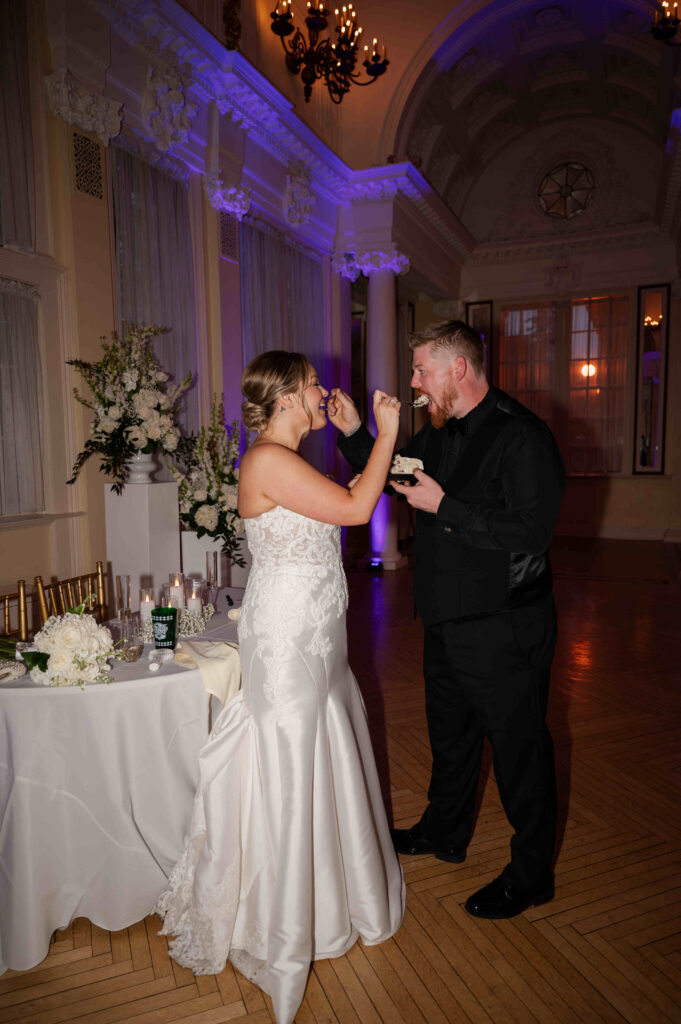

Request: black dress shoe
left=464, top=873, right=554, bottom=919
left=391, top=826, right=466, bottom=864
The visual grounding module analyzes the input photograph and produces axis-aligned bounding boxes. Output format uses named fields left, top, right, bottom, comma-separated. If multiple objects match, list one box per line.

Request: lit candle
left=140, top=589, right=154, bottom=624
left=187, top=583, right=202, bottom=615
left=169, top=573, right=185, bottom=609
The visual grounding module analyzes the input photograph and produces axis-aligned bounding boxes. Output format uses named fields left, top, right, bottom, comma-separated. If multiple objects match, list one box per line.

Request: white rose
left=195, top=504, right=219, bottom=532
left=122, top=371, right=138, bottom=391
left=163, top=430, right=179, bottom=452
left=155, top=371, right=169, bottom=382
left=56, top=619, right=86, bottom=651
left=136, top=405, right=153, bottom=421
left=108, top=405, right=121, bottom=420
left=99, top=417, right=117, bottom=433
left=193, top=489, right=208, bottom=502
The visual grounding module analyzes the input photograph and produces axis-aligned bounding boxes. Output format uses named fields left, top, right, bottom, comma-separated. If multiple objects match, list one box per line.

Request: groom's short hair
left=409, top=320, right=485, bottom=377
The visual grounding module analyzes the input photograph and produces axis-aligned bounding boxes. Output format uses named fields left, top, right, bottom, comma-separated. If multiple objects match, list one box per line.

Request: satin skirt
left=156, top=574, right=405, bottom=1024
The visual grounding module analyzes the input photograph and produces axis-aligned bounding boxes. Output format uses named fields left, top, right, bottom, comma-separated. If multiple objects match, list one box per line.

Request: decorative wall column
left=358, top=249, right=410, bottom=569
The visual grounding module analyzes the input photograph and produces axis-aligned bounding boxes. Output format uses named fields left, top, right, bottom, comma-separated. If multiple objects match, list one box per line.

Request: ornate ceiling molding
left=203, top=170, right=250, bottom=220
left=88, top=0, right=473, bottom=265
left=45, top=68, right=122, bottom=146
left=470, top=222, right=663, bottom=263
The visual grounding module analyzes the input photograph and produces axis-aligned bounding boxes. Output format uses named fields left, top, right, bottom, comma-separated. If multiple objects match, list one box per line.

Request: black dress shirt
left=339, top=386, right=566, bottom=626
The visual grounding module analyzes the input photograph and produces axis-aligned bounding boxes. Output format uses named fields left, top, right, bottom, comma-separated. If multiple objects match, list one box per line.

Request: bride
left=156, top=350, right=405, bottom=1024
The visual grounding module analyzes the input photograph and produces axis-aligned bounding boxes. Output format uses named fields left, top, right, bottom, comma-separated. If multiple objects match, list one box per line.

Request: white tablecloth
left=0, top=612, right=239, bottom=975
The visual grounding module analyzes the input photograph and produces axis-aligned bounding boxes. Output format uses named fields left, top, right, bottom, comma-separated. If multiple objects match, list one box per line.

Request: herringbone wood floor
left=2, top=538, right=680, bottom=1023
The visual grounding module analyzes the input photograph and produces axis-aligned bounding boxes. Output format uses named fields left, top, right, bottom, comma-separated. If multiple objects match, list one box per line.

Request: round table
left=0, top=620, right=237, bottom=976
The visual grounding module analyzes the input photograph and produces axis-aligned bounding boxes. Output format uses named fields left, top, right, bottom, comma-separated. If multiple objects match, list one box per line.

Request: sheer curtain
left=111, top=147, right=198, bottom=430
left=569, top=296, right=627, bottom=474
left=498, top=303, right=558, bottom=433
left=0, top=278, right=43, bottom=514
left=240, top=220, right=330, bottom=470
left=0, top=0, right=35, bottom=252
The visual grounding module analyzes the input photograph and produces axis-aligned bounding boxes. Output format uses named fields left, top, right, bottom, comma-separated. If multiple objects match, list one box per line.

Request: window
left=0, top=0, right=35, bottom=252
left=499, top=294, right=629, bottom=474
left=0, top=278, right=44, bottom=514
left=111, top=147, right=199, bottom=431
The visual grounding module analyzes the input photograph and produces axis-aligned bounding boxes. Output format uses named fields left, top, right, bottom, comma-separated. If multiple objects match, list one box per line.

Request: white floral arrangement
left=173, top=395, right=244, bottom=566
left=27, top=605, right=114, bottom=687
left=137, top=604, right=215, bottom=643
left=67, top=324, right=193, bottom=494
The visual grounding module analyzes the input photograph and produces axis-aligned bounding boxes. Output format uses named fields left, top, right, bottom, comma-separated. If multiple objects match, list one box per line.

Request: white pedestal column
left=365, top=264, right=407, bottom=571
left=104, top=482, right=181, bottom=611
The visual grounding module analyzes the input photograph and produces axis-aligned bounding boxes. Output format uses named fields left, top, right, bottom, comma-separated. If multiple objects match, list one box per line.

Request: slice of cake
left=411, top=394, right=429, bottom=408
left=389, top=455, right=424, bottom=483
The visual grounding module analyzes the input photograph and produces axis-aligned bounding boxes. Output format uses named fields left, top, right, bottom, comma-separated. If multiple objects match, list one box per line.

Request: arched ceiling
left=394, top=0, right=681, bottom=238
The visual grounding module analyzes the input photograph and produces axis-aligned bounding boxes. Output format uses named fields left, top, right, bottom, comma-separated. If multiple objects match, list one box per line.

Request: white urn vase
left=126, top=450, right=158, bottom=484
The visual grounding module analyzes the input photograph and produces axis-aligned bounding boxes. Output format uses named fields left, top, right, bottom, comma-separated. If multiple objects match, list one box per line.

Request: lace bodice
left=244, top=505, right=343, bottom=579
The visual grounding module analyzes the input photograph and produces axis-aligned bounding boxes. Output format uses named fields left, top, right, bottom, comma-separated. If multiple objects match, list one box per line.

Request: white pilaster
left=363, top=253, right=410, bottom=570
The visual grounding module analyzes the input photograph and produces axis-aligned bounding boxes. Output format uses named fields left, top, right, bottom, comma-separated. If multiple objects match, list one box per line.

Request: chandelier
left=651, top=1, right=681, bottom=44
left=270, top=2, right=389, bottom=104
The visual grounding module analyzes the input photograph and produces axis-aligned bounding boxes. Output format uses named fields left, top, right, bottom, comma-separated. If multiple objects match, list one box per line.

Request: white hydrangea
left=122, top=371, right=138, bottom=391
left=195, top=504, right=219, bottom=532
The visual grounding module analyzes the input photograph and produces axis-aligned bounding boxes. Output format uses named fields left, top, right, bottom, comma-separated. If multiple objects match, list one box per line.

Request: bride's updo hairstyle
left=241, top=350, right=311, bottom=433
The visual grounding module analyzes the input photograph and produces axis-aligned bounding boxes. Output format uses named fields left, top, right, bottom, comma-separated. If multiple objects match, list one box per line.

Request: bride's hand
left=373, top=390, right=401, bottom=439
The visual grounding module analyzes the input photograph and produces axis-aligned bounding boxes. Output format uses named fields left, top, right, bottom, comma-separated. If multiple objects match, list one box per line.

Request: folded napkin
left=174, top=639, right=241, bottom=705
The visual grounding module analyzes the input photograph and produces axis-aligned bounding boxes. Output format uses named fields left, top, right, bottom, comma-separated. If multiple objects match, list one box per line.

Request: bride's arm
left=240, top=391, right=400, bottom=526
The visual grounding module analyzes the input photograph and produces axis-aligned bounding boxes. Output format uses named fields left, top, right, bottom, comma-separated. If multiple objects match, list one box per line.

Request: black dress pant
left=419, top=595, right=558, bottom=887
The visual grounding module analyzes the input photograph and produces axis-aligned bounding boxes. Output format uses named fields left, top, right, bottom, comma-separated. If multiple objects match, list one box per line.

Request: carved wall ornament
left=142, top=64, right=197, bottom=152
left=203, top=170, right=251, bottom=220
left=44, top=68, right=122, bottom=146
left=283, top=166, right=316, bottom=227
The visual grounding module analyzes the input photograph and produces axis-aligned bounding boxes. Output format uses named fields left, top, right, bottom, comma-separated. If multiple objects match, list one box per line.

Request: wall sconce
left=270, top=1, right=389, bottom=103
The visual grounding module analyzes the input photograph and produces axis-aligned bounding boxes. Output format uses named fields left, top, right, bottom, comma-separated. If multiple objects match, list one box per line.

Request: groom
left=328, top=320, right=565, bottom=919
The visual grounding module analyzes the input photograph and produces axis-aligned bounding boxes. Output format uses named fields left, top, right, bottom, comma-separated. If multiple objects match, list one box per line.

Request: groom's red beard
left=429, top=383, right=459, bottom=429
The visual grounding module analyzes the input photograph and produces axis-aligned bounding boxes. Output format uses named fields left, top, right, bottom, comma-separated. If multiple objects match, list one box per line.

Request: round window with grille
left=538, top=162, right=594, bottom=219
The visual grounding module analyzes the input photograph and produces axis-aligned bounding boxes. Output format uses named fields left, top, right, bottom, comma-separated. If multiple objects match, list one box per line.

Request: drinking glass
left=151, top=606, right=178, bottom=649
left=115, top=575, right=131, bottom=620
left=121, top=613, right=144, bottom=662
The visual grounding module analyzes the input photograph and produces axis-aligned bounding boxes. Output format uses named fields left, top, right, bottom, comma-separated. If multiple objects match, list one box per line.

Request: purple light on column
left=370, top=493, right=390, bottom=558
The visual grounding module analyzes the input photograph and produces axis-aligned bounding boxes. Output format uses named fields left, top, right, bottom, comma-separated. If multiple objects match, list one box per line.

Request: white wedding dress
left=156, top=506, right=405, bottom=1024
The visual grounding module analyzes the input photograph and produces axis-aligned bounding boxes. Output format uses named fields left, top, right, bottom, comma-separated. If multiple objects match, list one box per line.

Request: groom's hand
left=391, top=469, right=445, bottom=514
left=327, top=388, right=362, bottom=436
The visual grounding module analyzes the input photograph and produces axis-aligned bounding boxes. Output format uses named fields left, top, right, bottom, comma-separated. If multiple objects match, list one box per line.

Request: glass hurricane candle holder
left=168, top=572, right=185, bottom=609
left=139, top=588, right=154, bottom=624
left=186, top=580, right=202, bottom=614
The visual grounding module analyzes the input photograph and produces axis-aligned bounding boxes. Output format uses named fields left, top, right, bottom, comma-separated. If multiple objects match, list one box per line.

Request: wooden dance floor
left=1, top=538, right=680, bottom=1023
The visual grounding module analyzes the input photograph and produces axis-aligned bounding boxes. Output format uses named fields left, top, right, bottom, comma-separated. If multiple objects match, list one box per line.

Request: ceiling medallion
left=537, top=162, right=594, bottom=219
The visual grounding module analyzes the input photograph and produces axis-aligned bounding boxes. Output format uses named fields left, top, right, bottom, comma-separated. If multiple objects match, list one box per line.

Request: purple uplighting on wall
left=370, top=494, right=390, bottom=560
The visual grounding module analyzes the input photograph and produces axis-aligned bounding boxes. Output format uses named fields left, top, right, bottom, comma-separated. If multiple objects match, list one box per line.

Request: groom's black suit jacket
left=338, top=386, right=565, bottom=628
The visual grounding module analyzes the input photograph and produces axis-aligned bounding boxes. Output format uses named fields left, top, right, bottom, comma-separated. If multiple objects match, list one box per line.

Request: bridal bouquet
left=0, top=597, right=115, bottom=688
left=173, top=395, right=244, bottom=565
left=67, top=324, right=193, bottom=494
